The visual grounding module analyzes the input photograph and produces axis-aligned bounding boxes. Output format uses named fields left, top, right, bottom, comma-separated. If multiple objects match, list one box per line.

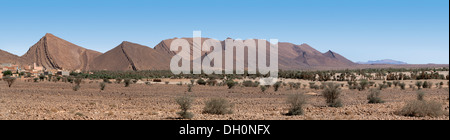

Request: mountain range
left=2, top=33, right=357, bottom=71
left=357, top=59, right=408, bottom=65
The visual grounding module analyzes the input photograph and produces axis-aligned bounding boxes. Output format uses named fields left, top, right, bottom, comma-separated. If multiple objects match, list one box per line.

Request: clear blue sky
left=0, top=0, right=448, bottom=64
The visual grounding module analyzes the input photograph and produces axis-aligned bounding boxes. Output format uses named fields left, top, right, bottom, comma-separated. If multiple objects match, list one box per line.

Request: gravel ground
left=0, top=80, right=448, bottom=120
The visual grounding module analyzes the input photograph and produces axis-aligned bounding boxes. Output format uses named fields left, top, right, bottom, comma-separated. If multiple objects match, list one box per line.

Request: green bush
left=422, top=81, right=430, bottom=89
left=243, top=80, right=259, bottom=87
left=286, top=94, right=307, bottom=116
left=322, top=83, right=343, bottom=107
left=378, top=84, right=388, bottom=90
left=415, top=81, right=423, bottom=89
left=387, top=82, right=393, bottom=87
left=2, top=70, right=12, bottom=76
left=226, top=80, right=236, bottom=89
left=393, top=81, right=400, bottom=87
left=367, top=89, right=384, bottom=104
left=399, top=82, right=406, bottom=90
left=2, top=76, right=16, bottom=88
left=273, top=81, right=282, bottom=92
left=202, top=98, right=233, bottom=115
left=176, top=96, right=195, bottom=119
left=197, top=79, right=206, bottom=85
left=34, top=78, right=39, bottom=83
left=358, top=80, right=369, bottom=91
left=260, top=85, right=268, bottom=92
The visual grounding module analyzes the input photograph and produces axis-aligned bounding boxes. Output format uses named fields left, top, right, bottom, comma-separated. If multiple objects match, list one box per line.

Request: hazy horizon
left=0, top=0, right=448, bottom=64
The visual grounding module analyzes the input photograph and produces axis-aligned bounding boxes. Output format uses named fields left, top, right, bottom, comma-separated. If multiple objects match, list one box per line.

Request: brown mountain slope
left=21, top=33, right=102, bottom=70
left=153, top=38, right=355, bottom=70
left=89, top=41, right=171, bottom=71
left=0, top=49, right=27, bottom=64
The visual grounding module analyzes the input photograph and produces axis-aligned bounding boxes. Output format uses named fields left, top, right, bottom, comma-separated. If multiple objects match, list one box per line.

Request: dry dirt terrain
left=0, top=80, right=448, bottom=120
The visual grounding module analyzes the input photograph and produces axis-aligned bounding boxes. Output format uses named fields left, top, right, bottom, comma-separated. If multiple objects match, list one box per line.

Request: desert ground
left=0, top=79, right=448, bottom=120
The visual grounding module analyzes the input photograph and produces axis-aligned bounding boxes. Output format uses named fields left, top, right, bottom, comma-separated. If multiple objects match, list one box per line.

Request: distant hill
left=154, top=38, right=356, bottom=70
left=0, top=49, right=26, bottom=64
left=21, top=33, right=102, bottom=70
left=357, top=59, right=407, bottom=65
left=89, top=41, right=171, bottom=71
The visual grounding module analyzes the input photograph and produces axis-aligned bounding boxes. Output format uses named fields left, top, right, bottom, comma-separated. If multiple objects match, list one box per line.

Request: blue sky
left=0, top=0, right=448, bottom=64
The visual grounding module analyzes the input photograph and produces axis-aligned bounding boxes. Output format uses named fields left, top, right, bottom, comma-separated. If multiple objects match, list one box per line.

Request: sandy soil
left=0, top=80, right=448, bottom=120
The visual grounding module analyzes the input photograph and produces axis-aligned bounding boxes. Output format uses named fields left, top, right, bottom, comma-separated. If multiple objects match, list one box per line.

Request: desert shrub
left=52, top=78, right=58, bottom=82
left=3, top=76, right=16, bottom=88
left=260, top=85, right=267, bottom=92
left=347, top=81, right=353, bottom=86
left=243, top=80, right=258, bottom=87
left=188, top=84, right=193, bottom=92
left=132, top=79, right=138, bottom=84
left=415, top=81, right=423, bottom=89
left=358, top=80, right=369, bottom=91
left=398, top=100, right=444, bottom=117
left=226, top=80, right=236, bottom=89
left=286, top=94, right=307, bottom=116
left=393, top=81, right=400, bottom=87
left=322, top=83, right=342, bottom=107
left=293, top=83, right=301, bottom=90
left=288, top=82, right=295, bottom=90
left=387, top=82, right=393, bottom=87
left=115, top=78, right=122, bottom=84
left=369, top=81, right=376, bottom=87
left=399, top=82, right=406, bottom=90
left=165, top=81, right=170, bottom=85
left=190, top=79, right=195, bottom=85
left=206, top=79, right=217, bottom=86
left=417, top=91, right=425, bottom=101
left=74, top=77, right=82, bottom=86
left=73, top=85, right=80, bottom=91
left=100, top=82, right=106, bottom=90
left=202, top=98, right=233, bottom=115
left=309, top=82, right=316, bottom=89
left=378, top=83, right=388, bottom=90
left=124, top=78, right=131, bottom=87
left=398, top=92, right=445, bottom=117
left=409, top=84, right=416, bottom=90
left=34, top=78, right=39, bottom=82
left=367, top=89, right=384, bottom=104
left=176, top=96, right=195, bottom=119
left=39, top=74, right=45, bottom=81
left=103, top=78, right=111, bottom=84
left=197, top=79, right=206, bottom=85
left=67, top=76, right=73, bottom=83
left=422, top=81, right=430, bottom=89
left=273, top=81, right=282, bottom=92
